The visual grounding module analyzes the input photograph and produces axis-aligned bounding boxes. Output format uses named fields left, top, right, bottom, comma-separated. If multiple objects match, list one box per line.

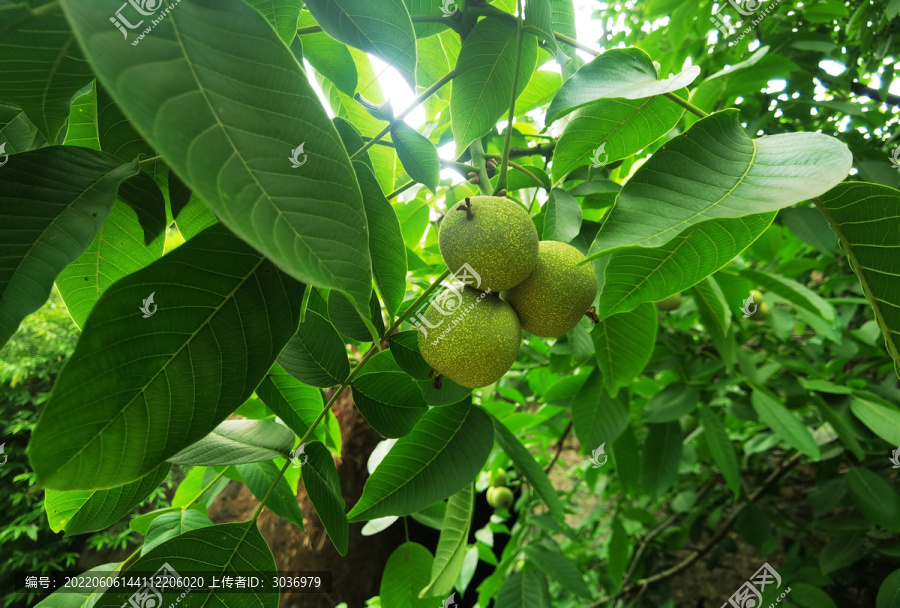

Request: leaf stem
left=181, top=465, right=231, bottom=511
left=387, top=180, right=416, bottom=200
left=350, top=70, right=456, bottom=161
left=494, top=0, right=525, bottom=196
left=29, top=0, right=60, bottom=17
left=468, top=140, right=493, bottom=196
left=663, top=92, right=709, bottom=119
left=553, top=31, right=600, bottom=56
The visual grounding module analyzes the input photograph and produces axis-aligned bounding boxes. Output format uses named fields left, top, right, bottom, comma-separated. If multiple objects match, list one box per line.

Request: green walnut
left=417, top=287, right=522, bottom=388
left=487, top=486, right=515, bottom=509
left=491, top=469, right=508, bottom=487
left=503, top=241, right=598, bottom=337
left=749, top=289, right=769, bottom=319
left=439, top=196, right=539, bottom=292
left=654, top=293, right=683, bottom=311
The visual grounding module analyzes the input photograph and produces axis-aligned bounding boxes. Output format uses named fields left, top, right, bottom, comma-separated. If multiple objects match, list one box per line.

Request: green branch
left=468, top=139, right=493, bottom=196
left=494, top=0, right=525, bottom=195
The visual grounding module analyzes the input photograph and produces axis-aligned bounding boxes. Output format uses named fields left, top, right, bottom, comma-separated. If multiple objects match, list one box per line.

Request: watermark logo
left=713, top=0, right=787, bottom=44
left=110, top=0, right=183, bottom=46
left=441, top=591, right=459, bottom=608
left=291, top=443, right=308, bottom=468
left=439, top=0, right=458, bottom=17
left=0, top=142, right=8, bottom=168
left=122, top=563, right=186, bottom=608
left=890, top=447, right=900, bottom=469
left=140, top=292, right=157, bottom=318
left=289, top=143, right=308, bottom=168
left=410, top=262, right=485, bottom=342
left=890, top=146, right=900, bottom=169
left=589, top=443, right=608, bottom=468
left=590, top=142, right=608, bottom=168
left=0, top=443, right=7, bottom=468
left=740, top=292, right=758, bottom=318
left=722, top=562, right=790, bottom=608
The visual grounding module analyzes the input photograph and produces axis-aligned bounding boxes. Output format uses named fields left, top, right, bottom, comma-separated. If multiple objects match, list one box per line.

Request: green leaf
left=29, top=225, right=303, bottom=490
left=0, top=146, right=139, bottom=347
left=166, top=420, right=294, bottom=466
left=751, top=389, right=820, bottom=460
left=328, top=289, right=384, bottom=343
left=0, top=102, right=39, bottom=152
left=116, top=171, right=168, bottom=246
left=418, top=375, right=473, bottom=406
left=390, top=330, right=433, bottom=380
left=608, top=518, right=628, bottom=590
left=352, top=350, right=428, bottom=438
left=780, top=206, right=838, bottom=253
left=236, top=460, right=305, bottom=529
left=491, top=413, right=566, bottom=520
left=591, top=214, right=775, bottom=319
left=391, top=122, right=440, bottom=194
left=523, top=542, right=592, bottom=599
left=450, top=17, right=538, bottom=154
left=495, top=570, right=552, bottom=608
left=245, top=0, right=303, bottom=45
left=92, top=522, right=278, bottom=608
left=278, top=310, right=350, bottom=388
left=877, top=570, right=900, bottom=608
left=641, top=422, right=682, bottom=498
left=791, top=583, right=838, bottom=608
left=304, top=0, right=417, bottom=88
left=590, top=110, right=852, bottom=257
left=170, top=466, right=231, bottom=509
left=61, top=0, right=374, bottom=317
left=35, top=563, right=121, bottom=608
left=546, top=47, right=700, bottom=122
left=0, top=4, right=93, bottom=141
left=644, top=382, right=699, bottom=423
left=611, top=425, right=641, bottom=494
left=542, top=188, right=582, bottom=243
left=142, top=509, right=213, bottom=554
left=64, top=81, right=100, bottom=149
left=299, top=11, right=358, bottom=96
left=56, top=199, right=165, bottom=329
left=591, top=304, right=658, bottom=395
left=815, top=183, right=900, bottom=377
left=819, top=533, right=864, bottom=575
left=551, top=95, right=684, bottom=183
left=813, top=397, right=865, bottom=462
left=549, top=0, right=576, bottom=38
left=45, top=464, right=170, bottom=536
left=348, top=401, right=493, bottom=521
left=571, top=368, right=629, bottom=448
left=692, top=275, right=732, bottom=338
left=850, top=396, right=900, bottom=445
left=301, top=441, right=349, bottom=555
left=420, top=484, right=473, bottom=597
left=354, top=160, right=408, bottom=318
left=256, top=363, right=327, bottom=442
left=740, top=268, right=835, bottom=323
left=380, top=542, right=437, bottom=608
left=699, top=406, right=740, bottom=498
left=524, top=0, right=558, bottom=54
left=846, top=467, right=900, bottom=531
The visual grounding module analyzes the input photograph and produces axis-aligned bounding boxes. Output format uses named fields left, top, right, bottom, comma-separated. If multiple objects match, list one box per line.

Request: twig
left=663, top=92, right=710, bottom=119
left=544, top=422, right=573, bottom=473
left=468, top=139, right=493, bottom=196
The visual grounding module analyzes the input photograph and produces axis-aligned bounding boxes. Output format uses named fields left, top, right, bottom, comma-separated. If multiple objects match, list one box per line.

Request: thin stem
left=387, top=180, right=416, bottom=200
left=494, top=0, right=524, bottom=195
left=441, top=159, right=474, bottom=175
left=553, top=31, right=599, bottom=56
left=181, top=466, right=231, bottom=510
left=250, top=459, right=292, bottom=523
left=485, top=156, right=546, bottom=189
left=119, top=545, right=144, bottom=571
left=663, top=92, right=710, bottom=119
left=139, top=155, right=163, bottom=166
left=543, top=422, right=572, bottom=473
left=29, top=0, right=60, bottom=17
left=350, top=70, right=455, bottom=161
left=468, top=140, right=493, bottom=196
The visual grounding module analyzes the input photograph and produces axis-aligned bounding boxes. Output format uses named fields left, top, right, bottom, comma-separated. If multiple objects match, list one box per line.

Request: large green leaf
left=0, top=146, right=138, bottom=347
left=420, top=484, right=474, bottom=597
left=551, top=95, right=684, bottom=183
left=304, top=0, right=417, bottom=87
left=549, top=0, right=576, bottom=38
left=347, top=401, right=492, bottom=521
left=0, top=102, right=38, bottom=152
left=523, top=542, right=592, bottom=599
left=644, top=382, right=699, bottom=423
left=60, top=0, right=374, bottom=317
left=92, top=522, right=278, bottom=607
left=391, top=122, right=440, bottom=194
left=301, top=441, right=349, bottom=555
left=64, top=81, right=100, bottom=149
left=29, top=225, right=303, bottom=490
left=278, top=310, right=350, bottom=387
left=0, top=2, right=94, bottom=141
left=495, top=570, right=552, bottom=608
left=352, top=350, right=427, bottom=438
left=699, top=406, right=740, bottom=498
left=877, top=570, right=900, bottom=608
left=236, top=460, right=305, bottom=529
left=641, top=422, right=682, bottom=498
left=545, top=47, right=700, bottom=122
left=815, top=183, right=900, bottom=377
left=166, top=420, right=294, bottom=466
left=846, top=467, right=900, bottom=532
left=850, top=396, right=900, bottom=445
left=389, top=330, right=433, bottom=380
left=56, top=200, right=165, bottom=329
left=44, top=464, right=170, bottom=536
left=571, top=368, right=629, bottom=448
left=524, top=0, right=558, bottom=54
left=380, top=542, right=437, bottom=608
left=450, top=17, right=538, bottom=154
left=751, top=389, right=820, bottom=459
left=591, top=304, right=658, bottom=395
left=589, top=110, right=852, bottom=257
left=256, top=363, right=328, bottom=442
left=491, top=413, right=566, bottom=520
left=142, top=509, right=213, bottom=554
left=245, top=0, right=303, bottom=45
left=299, top=11, right=358, bottom=96
left=354, top=160, right=408, bottom=318
left=542, top=188, right=582, bottom=243
left=590, top=213, right=776, bottom=319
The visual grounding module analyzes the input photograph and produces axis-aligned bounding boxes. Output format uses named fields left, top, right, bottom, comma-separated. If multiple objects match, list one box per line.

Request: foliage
left=1, top=0, right=899, bottom=607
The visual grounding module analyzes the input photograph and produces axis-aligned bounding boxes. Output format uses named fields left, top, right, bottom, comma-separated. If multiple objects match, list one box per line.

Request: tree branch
left=544, top=422, right=573, bottom=473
